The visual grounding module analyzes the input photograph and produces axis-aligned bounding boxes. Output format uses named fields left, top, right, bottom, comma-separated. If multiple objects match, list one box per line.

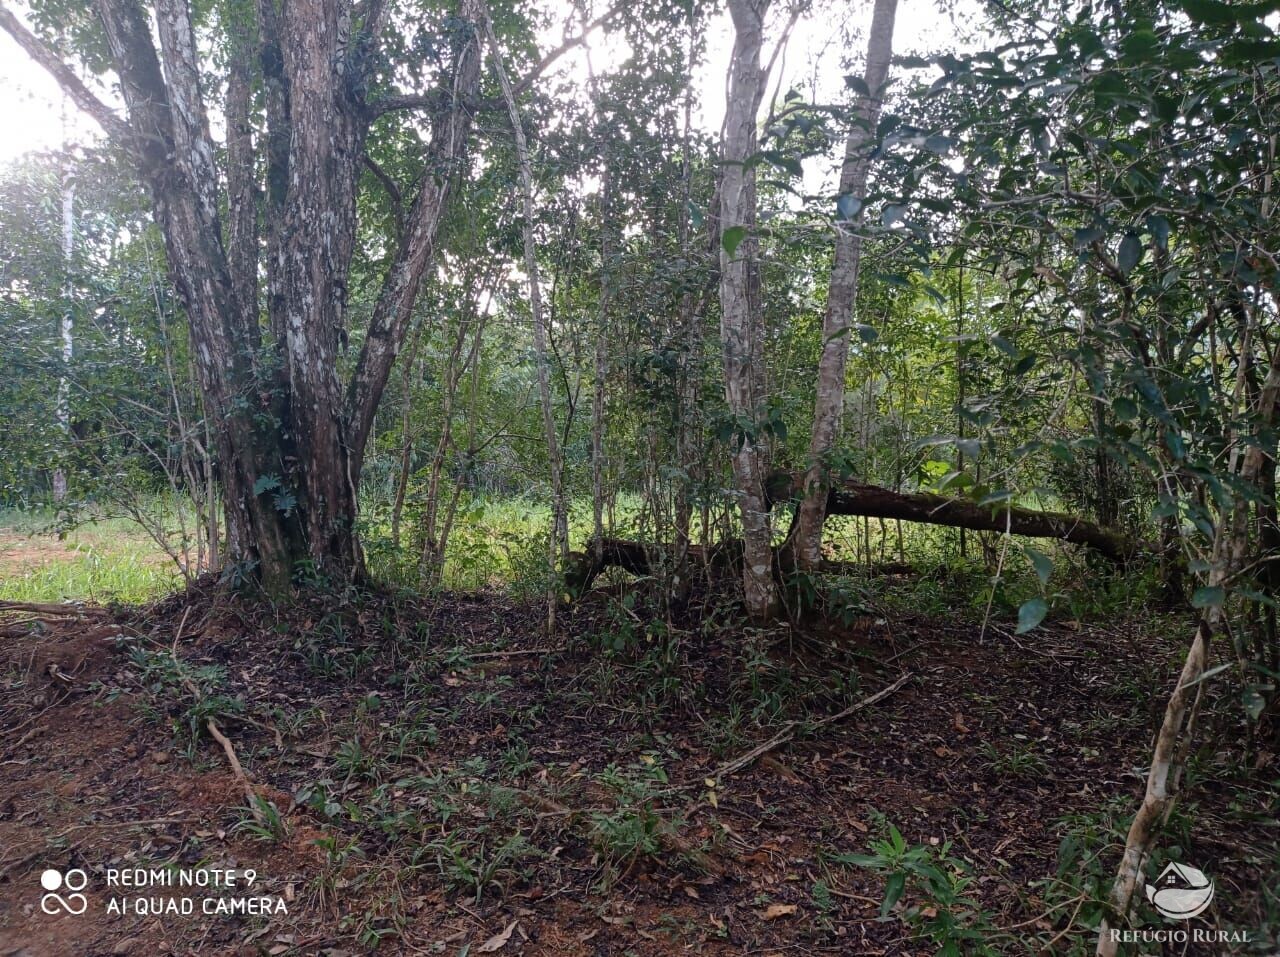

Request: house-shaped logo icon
left=1144, top=861, right=1215, bottom=919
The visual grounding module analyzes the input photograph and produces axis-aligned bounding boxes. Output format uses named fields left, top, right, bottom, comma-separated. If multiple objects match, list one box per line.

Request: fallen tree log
left=565, top=537, right=919, bottom=594
left=564, top=478, right=1143, bottom=593
left=766, top=472, right=1145, bottom=564
left=563, top=538, right=741, bottom=595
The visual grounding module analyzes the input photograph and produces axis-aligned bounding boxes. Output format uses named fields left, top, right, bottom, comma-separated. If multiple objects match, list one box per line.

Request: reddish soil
left=0, top=580, right=1275, bottom=956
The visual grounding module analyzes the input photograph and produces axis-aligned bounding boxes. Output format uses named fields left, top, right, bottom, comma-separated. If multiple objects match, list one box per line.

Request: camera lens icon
left=39, top=868, right=88, bottom=915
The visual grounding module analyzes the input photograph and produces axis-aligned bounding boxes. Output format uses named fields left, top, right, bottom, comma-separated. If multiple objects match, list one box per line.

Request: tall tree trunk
left=791, top=0, right=898, bottom=569
left=53, top=165, right=74, bottom=503
left=485, top=9, right=567, bottom=633
left=673, top=51, right=703, bottom=601
left=591, top=166, right=611, bottom=563
left=720, top=0, right=778, bottom=619
left=581, top=12, right=610, bottom=566
left=390, top=322, right=426, bottom=549
left=421, top=278, right=488, bottom=578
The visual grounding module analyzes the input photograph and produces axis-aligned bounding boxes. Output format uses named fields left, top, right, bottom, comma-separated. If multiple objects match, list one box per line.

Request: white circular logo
left=1144, top=862, right=1215, bottom=920
left=39, top=868, right=88, bottom=916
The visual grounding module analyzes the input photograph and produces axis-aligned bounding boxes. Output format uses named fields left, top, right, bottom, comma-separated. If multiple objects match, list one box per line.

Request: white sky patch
left=0, top=0, right=978, bottom=169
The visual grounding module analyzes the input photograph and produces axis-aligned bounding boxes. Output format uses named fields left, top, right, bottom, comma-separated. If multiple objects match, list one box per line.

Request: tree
left=0, top=0, right=484, bottom=592
left=719, top=0, right=778, bottom=619
left=789, top=0, right=898, bottom=569
left=486, top=7, right=568, bottom=633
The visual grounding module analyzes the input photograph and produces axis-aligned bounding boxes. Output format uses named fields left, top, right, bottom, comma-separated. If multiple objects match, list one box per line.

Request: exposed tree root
left=0, top=600, right=109, bottom=617
left=204, top=717, right=265, bottom=824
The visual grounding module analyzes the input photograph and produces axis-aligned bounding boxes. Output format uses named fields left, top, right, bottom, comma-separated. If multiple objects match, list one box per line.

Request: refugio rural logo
left=1145, top=861, right=1214, bottom=919
left=1107, top=859, right=1252, bottom=947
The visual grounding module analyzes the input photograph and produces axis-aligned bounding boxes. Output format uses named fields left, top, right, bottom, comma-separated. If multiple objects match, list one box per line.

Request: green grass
left=1, top=488, right=1159, bottom=624
left=362, top=492, right=652, bottom=592
left=0, top=507, right=181, bottom=604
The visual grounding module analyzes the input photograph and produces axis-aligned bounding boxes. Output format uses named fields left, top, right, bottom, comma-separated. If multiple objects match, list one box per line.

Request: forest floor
left=0, top=573, right=1276, bottom=956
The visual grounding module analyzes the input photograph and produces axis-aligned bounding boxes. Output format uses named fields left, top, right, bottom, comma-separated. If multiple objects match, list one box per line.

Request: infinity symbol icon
left=39, top=868, right=88, bottom=915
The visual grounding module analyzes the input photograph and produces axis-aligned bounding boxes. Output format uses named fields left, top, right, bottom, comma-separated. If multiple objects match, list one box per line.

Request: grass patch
left=0, top=507, right=179, bottom=604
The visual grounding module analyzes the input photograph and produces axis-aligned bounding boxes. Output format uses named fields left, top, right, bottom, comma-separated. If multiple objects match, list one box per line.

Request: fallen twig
left=164, top=617, right=265, bottom=825
left=204, top=717, right=264, bottom=823
left=712, top=672, right=912, bottom=780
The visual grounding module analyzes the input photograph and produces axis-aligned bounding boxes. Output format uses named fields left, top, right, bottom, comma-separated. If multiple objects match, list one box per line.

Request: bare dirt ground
left=0, top=576, right=1275, bottom=956
left=0, top=537, right=73, bottom=579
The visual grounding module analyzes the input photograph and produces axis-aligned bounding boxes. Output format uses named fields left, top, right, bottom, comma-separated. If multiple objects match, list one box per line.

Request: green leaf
left=1073, top=225, right=1105, bottom=249
left=721, top=225, right=748, bottom=257
left=1113, top=397, right=1139, bottom=420
left=889, top=823, right=906, bottom=853
left=924, top=134, right=956, bottom=154
left=836, top=194, right=862, bottom=221
left=939, top=470, right=973, bottom=492
left=1147, top=214, right=1170, bottom=250
left=1242, top=687, right=1266, bottom=722
left=882, top=872, right=906, bottom=918
left=1179, top=661, right=1233, bottom=690
left=845, top=74, right=870, bottom=97
left=253, top=474, right=280, bottom=495
left=991, top=335, right=1019, bottom=357
left=882, top=204, right=908, bottom=227
left=1190, top=585, right=1225, bottom=609
left=1016, top=598, right=1048, bottom=634
left=830, top=852, right=882, bottom=869
left=1024, top=546, right=1053, bottom=586
left=1118, top=233, right=1143, bottom=274
left=764, top=151, right=803, bottom=177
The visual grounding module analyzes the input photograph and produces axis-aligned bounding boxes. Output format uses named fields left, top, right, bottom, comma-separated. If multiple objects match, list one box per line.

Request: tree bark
left=720, top=0, right=778, bottom=619
left=3, top=0, right=485, bottom=593
left=770, top=472, right=1143, bottom=563
left=485, top=9, right=567, bottom=633
left=791, top=0, right=898, bottom=569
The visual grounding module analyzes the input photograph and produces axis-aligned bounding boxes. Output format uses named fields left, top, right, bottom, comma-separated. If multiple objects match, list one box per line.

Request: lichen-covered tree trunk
left=3, top=0, right=485, bottom=593
left=720, top=0, right=777, bottom=619
left=791, top=0, right=898, bottom=569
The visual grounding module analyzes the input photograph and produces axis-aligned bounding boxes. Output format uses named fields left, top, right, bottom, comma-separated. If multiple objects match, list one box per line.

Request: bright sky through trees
left=0, top=0, right=974, bottom=165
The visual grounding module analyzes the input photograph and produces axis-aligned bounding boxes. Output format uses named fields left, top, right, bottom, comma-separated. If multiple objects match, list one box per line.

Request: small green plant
left=231, top=796, right=289, bottom=842
left=811, top=879, right=837, bottom=934
left=425, top=831, right=540, bottom=904
left=979, top=739, right=1048, bottom=779
left=832, top=821, right=999, bottom=956
left=334, top=736, right=384, bottom=783
left=590, top=759, right=690, bottom=877
left=311, top=834, right=365, bottom=912
left=126, top=647, right=244, bottom=754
